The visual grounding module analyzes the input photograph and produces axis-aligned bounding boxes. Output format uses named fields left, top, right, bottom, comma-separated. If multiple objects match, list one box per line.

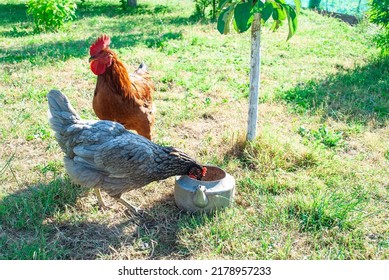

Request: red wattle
left=90, top=60, right=106, bottom=75
left=202, top=167, right=207, bottom=177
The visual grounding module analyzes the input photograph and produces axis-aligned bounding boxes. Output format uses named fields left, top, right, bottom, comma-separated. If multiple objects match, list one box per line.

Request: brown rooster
left=47, top=90, right=206, bottom=214
left=89, top=34, right=155, bottom=140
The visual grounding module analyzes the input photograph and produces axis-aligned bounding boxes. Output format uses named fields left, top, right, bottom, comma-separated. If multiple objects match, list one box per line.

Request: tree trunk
left=247, top=13, right=261, bottom=141
left=127, top=0, right=137, bottom=7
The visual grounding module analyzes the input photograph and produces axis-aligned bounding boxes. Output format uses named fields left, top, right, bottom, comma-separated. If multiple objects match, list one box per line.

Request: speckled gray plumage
left=47, top=89, right=202, bottom=198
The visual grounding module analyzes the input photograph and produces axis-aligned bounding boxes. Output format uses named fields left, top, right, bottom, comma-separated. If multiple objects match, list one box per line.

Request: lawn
left=0, top=0, right=388, bottom=260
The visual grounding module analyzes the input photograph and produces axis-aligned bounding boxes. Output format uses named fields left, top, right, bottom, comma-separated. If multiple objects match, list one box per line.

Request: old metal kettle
left=174, top=165, right=235, bottom=213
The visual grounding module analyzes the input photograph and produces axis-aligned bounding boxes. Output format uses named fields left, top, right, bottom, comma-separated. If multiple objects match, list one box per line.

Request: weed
left=146, top=32, right=183, bottom=49
left=34, top=160, right=63, bottom=177
left=0, top=150, right=20, bottom=187
left=298, top=125, right=345, bottom=148
left=26, top=124, right=52, bottom=141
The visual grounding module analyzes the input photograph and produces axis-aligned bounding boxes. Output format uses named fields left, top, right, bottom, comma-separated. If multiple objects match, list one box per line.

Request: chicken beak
left=89, top=56, right=95, bottom=63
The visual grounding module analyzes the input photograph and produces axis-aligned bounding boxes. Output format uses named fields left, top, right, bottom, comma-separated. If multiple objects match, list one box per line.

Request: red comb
left=90, top=34, right=111, bottom=56
left=202, top=167, right=207, bottom=177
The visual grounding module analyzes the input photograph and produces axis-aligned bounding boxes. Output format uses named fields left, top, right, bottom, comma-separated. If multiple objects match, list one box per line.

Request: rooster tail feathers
left=47, top=89, right=80, bottom=134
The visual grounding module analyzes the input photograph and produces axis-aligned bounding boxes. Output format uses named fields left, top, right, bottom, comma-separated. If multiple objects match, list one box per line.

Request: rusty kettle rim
left=186, top=165, right=226, bottom=182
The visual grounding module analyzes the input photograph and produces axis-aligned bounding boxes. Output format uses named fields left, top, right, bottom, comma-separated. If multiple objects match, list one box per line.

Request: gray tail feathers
left=135, top=62, right=148, bottom=75
left=47, top=89, right=80, bottom=135
left=138, top=62, right=147, bottom=70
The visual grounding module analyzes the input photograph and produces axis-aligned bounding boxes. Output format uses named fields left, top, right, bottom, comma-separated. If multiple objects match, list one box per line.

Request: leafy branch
left=217, top=0, right=300, bottom=40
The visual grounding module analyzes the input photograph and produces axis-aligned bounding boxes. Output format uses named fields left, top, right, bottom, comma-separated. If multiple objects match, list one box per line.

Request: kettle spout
left=193, top=185, right=209, bottom=208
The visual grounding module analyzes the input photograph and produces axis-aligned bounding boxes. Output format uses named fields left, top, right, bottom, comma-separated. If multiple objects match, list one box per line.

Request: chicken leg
left=114, top=196, right=152, bottom=218
left=95, top=188, right=150, bottom=217
left=114, top=197, right=140, bottom=213
left=95, top=188, right=109, bottom=210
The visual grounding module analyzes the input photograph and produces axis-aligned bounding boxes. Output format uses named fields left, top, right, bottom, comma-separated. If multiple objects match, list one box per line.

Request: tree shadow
left=316, top=9, right=361, bottom=26
left=144, top=31, right=183, bottom=48
left=0, top=177, right=85, bottom=259
left=0, top=177, right=211, bottom=259
left=0, top=38, right=90, bottom=64
left=1, top=27, right=34, bottom=38
left=0, top=1, right=187, bottom=66
left=280, top=57, right=389, bottom=127
left=0, top=1, right=167, bottom=27
left=0, top=35, right=141, bottom=65
left=0, top=3, right=28, bottom=26
left=0, top=29, right=183, bottom=65
left=166, top=15, right=214, bottom=26
left=0, top=1, right=184, bottom=63
left=76, top=2, right=160, bottom=19
left=138, top=192, right=215, bottom=260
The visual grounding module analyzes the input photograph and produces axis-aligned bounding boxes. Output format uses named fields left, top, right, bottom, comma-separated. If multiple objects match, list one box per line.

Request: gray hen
left=47, top=89, right=206, bottom=213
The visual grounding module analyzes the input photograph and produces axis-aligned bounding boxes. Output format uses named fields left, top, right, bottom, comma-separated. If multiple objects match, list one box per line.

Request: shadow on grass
left=0, top=177, right=211, bottom=260
left=140, top=193, right=216, bottom=260
left=0, top=2, right=167, bottom=26
left=0, top=3, right=28, bottom=26
left=0, top=35, right=138, bottom=65
left=279, top=56, right=389, bottom=126
left=0, top=2, right=185, bottom=64
left=0, top=30, right=183, bottom=65
left=0, top=38, right=91, bottom=64
left=165, top=15, right=212, bottom=26
left=76, top=2, right=172, bottom=19
left=0, top=177, right=85, bottom=259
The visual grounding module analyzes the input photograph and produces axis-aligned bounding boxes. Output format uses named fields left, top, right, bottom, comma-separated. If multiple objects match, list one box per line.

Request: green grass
left=0, top=0, right=388, bottom=260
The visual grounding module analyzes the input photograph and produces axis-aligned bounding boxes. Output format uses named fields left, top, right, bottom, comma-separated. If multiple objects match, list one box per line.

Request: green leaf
left=294, top=0, right=301, bottom=14
left=272, top=7, right=278, bottom=20
left=284, top=5, right=298, bottom=40
left=218, top=0, right=232, bottom=9
left=253, top=0, right=264, bottom=13
left=270, top=19, right=282, bottom=32
left=233, top=2, right=254, bottom=33
left=261, top=2, right=273, bottom=22
left=217, top=5, right=235, bottom=34
left=272, top=6, right=286, bottom=21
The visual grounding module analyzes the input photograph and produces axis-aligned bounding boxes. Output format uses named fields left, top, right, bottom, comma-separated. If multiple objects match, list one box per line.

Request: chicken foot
left=114, top=197, right=152, bottom=219
left=95, top=188, right=152, bottom=218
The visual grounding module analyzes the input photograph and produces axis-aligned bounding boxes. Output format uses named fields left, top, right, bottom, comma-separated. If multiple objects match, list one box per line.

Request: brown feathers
left=89, top=35, right=155, bottom=140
